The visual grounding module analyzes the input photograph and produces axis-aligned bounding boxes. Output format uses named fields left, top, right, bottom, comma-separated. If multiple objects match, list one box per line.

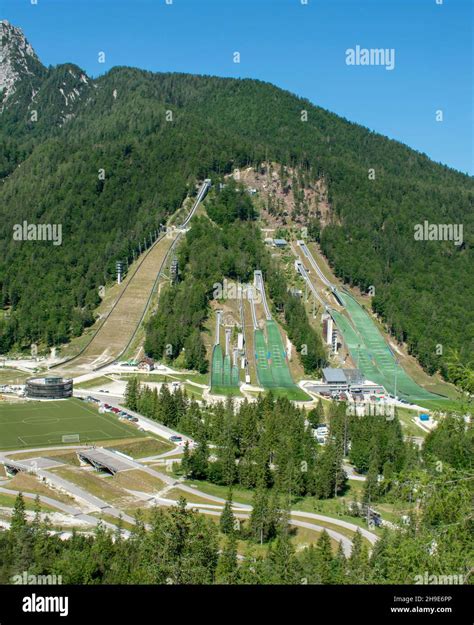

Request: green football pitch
left=0, top=399, right=145, bottom=451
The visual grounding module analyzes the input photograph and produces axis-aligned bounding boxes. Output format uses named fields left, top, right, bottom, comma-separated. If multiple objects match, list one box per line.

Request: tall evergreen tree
left=220, top=494, right=236, bottom=535
left=216, top=532, right=239, bottom=584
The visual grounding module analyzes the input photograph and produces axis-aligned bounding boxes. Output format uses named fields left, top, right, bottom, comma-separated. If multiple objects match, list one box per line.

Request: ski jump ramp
left=294, top=241, right=445, bottom=403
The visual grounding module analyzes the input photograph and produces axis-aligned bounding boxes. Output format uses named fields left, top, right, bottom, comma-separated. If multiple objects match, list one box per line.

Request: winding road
left=0, top=438, right=378, bottom=555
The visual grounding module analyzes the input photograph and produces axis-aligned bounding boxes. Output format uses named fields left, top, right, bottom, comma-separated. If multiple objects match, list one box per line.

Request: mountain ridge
left=0, top=23, right=472, bottom=387
left=0, top=20, right=46, bottom=107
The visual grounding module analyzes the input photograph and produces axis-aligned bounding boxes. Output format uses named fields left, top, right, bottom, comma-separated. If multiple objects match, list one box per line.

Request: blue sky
left=3, top=0, right=472, bottom=174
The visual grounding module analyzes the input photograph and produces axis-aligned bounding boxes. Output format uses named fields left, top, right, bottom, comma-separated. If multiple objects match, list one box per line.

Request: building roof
left=322, top=368, right=347, bottom=383
left=77, top=449, right=131, bottom=474
left=27, top=376, right=71, bottom=385
left=273, top=239, right=287, bottom=245
left=343, top=368, right=365, bottom=384
left=140, top=357, right=154, bottom=365
left=322, top=368, right=365, bottom=385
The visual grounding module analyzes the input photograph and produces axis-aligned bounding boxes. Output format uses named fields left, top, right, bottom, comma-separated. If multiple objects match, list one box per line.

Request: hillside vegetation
left=1, top=58, right=472, bottom=385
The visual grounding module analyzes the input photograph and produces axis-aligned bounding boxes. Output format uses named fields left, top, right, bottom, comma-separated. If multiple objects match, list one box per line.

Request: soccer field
left=0, top=399, right=145, bottom=451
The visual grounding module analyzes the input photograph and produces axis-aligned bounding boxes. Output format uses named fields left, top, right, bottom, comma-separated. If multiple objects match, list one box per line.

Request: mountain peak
left=0, top=20, right=45, bottom=104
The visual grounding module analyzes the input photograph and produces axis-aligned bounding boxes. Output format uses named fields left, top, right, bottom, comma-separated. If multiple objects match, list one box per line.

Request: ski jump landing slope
left=56, top=180, right=211, bottom=375
left=252, top=272, right=296, bottom=390
left=295, top=241, right=445, bottom=403
left=210, top=310, right=239, bottom=391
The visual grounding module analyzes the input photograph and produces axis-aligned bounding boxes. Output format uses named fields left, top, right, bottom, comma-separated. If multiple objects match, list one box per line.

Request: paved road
left=73, top=391, right=196, bottom=447
left=343, top=462, right=367, bottom=482
left=0, top=453, right=137, bottom=526
left=1, top=442, right=379, bottom=554
left=142, top=495, right=355, bottom=556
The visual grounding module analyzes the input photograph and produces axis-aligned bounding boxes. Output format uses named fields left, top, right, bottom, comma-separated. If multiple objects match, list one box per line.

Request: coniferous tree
left=216, top=531, right=239, bottom=584
left=315, top=530, right=334, bottom=584
left=331, top=540, right=347, bottom=584
left=266, top=510, right=299, bottom=584
left=181, top=441, right=191, bottom=478
left=249, top=484, right=269, bottom=545
left=347, top=530, right=370, bottom=584
left=308, top=399, right=325, bottom=427
left=220, top=494, right=236, bottom=535
left=125, top=377, right=139, bottom=411
left=188, top=430, right=209, bottom=480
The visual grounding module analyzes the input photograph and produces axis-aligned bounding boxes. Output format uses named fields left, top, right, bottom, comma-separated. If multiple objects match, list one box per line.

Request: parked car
left=371, top=512, right=383, bottom=527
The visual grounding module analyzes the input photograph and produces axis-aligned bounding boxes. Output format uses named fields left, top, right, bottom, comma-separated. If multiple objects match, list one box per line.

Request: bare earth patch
left=5, top=473, right=76, bottom=505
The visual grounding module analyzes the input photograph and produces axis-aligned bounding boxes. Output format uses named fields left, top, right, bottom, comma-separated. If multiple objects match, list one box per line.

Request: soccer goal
left=62, top=434, right=80, bottom=443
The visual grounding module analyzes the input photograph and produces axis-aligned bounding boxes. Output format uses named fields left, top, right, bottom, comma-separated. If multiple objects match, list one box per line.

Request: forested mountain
left=0, top=21, right=472, bottom=384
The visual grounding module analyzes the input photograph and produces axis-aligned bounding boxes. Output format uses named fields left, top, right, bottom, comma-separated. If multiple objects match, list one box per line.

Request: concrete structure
left=343, top=369, right=365, bottom=386
left=170, top=258, right=179, bottom=284
left=215, top=310, right=222, bottom=346
left=289, top=287, right=303, bottom=298
left=180, top=179, right=211, bottom=230
left=294, top=259, right=327, bottom=308
left=77, top=448, right=131, bottom=475
left=322, top=368, right=348, bottom=385
left=306, top=367, right=385, bottom=396
left=322, top=313, right=333, bottom=345
left=116, top=261, right=124, bottom=285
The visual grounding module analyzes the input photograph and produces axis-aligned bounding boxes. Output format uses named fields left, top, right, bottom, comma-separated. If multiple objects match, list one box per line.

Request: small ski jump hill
left=210, top=309, right=240, bottom=393
left=251, top=271, right=296, bottom=390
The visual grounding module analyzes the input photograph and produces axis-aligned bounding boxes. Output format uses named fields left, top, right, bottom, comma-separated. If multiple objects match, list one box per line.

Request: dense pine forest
left=124, top=381, right=414, bottom=502
left=1, top=487, right=470, bottom=585
left=1, top=31, right=473, bottom=385
left=126, top=376, right=472, bottom=496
